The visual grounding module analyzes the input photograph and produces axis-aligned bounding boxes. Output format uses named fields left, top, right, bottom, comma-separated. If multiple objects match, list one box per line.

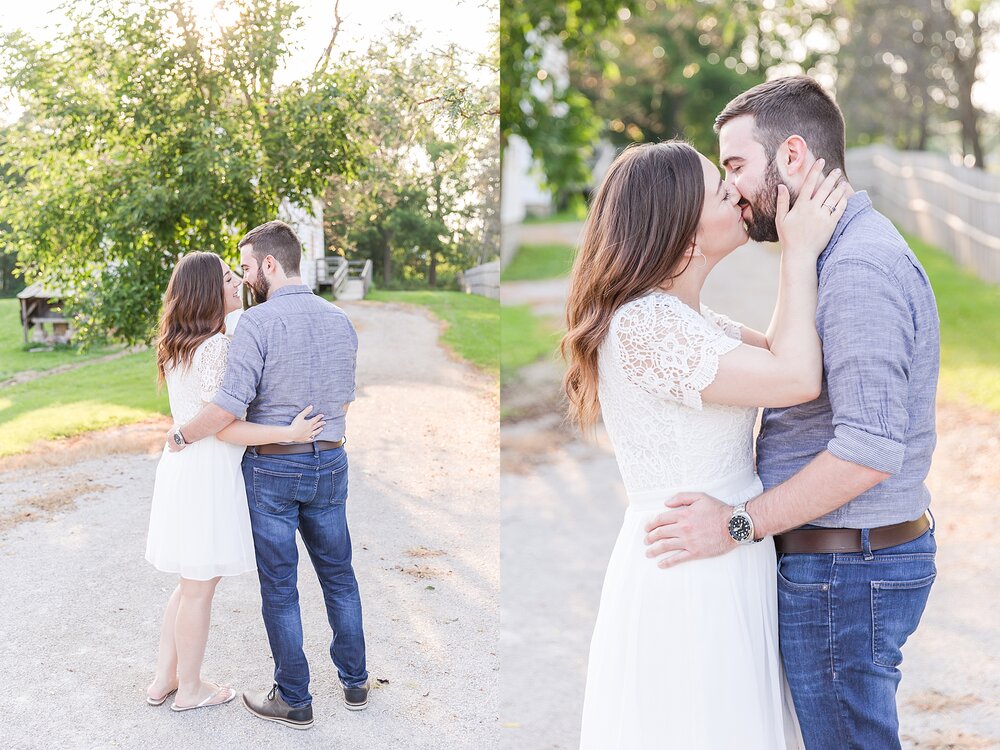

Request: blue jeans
left=243, top=445, right=368, bottom=707
left=778, top=524, right=936, bottom=749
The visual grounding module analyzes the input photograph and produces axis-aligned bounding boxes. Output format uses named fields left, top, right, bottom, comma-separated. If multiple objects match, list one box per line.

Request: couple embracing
left=565, top=76, right=939, bottom=748
left=143, top=220, right=368, bottom=729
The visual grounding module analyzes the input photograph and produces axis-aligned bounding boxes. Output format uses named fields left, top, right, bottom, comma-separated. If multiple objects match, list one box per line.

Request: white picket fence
left=460, top=260, right=500, bottom=299
left=846, top=144, right=1000, bottom=283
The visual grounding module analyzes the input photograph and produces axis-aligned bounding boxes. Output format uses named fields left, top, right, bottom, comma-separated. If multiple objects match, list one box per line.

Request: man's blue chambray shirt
left=756, top=191, right=940, bottom=528
left=213, top=285, right=358, bottom=442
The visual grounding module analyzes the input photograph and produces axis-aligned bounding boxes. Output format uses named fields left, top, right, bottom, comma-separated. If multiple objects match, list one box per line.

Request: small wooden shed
left=17, top=283, right=73, bottom=345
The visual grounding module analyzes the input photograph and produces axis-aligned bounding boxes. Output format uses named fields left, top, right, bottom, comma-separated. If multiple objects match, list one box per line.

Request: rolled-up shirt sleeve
left=212, top=316, right=264, bottom=418
left=817, top=258, right=913, bottom=475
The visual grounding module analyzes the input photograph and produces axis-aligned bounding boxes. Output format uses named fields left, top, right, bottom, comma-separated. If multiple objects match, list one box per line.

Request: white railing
left=846, top=145, right=1000, bottom=283
left=315, top=256, right=350, bottom=296
left=347, top=259, right=373, bottom=298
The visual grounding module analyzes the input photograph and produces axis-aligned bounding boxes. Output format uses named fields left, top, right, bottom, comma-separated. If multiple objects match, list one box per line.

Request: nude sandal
left=170, top=684, right=237, bottom=712
left=146, top=687, right=178, bottom=706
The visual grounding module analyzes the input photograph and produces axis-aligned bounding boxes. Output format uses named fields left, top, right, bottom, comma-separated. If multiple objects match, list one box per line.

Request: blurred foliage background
left=501, top=0, right=999, bottom=203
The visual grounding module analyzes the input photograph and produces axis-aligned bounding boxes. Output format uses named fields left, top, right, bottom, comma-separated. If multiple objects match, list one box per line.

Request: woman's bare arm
left=216, top=406, right=325, bottom=447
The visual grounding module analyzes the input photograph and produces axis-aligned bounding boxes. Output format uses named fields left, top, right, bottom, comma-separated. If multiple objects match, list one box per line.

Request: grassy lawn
left=522, top=206, right=587, bottom=224
left=501, top=304, right=563, bottom=386
left=366, top=290, right=499, bottom=377
left=905, top=232, right=1000, bottom=411
left=0, top=348, right=169, bottom=456
left=501, top=243, right=577, bottom=282
left=0, top=298, right=122, bottom=380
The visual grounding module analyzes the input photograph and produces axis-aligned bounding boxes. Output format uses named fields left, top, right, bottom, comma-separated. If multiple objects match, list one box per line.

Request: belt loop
left=861, top=528, right=874, bottom=561
left=312, top=441, right=320, bottom=457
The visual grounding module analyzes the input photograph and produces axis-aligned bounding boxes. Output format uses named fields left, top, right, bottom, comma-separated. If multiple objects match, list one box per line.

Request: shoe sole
left=241, top=693, right=314, bottom=730
left=146, top=688, right=177, bottom=706
left=171, top=687, right=237, bottom=712
left=344, top=698, right=368, bottom=711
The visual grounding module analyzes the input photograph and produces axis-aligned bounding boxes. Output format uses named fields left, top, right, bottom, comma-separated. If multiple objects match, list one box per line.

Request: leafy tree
left=322, top=25, right=500, bottom=288
left=572, top=2, right=765, bottom=159
left=500, top=0, right=640, bottom=194
left=833, top=0, right=992, bottom=166
left=0, top=0, right=365, bottom=343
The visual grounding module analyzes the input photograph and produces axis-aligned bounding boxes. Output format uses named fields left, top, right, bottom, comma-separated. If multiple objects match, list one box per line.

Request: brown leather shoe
left=242, top=684, right=314, bottom=730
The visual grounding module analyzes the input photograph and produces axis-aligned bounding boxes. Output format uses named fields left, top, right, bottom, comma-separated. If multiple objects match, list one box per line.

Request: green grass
left=501, top=304, right=563, bottom=385
left=0, top=298, right=121, bottom=380
left=522, top=206, right=587, bottom=224
left=905, top=232, right=1000, bottom=411
left=366, top=290, right=499, bottom=376
left=0, top=348, right=169, bottom=456
left=501, top=243, right=577, bottom=282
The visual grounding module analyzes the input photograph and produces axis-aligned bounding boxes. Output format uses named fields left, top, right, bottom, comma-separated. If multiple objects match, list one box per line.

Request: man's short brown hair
left=714, top=75, right=847, bottom=175
left=238, top=220, right=302, bottom=275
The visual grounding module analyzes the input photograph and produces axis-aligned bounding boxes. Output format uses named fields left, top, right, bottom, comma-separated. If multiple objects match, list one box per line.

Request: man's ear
left=780, top=135, right=811, bottom=178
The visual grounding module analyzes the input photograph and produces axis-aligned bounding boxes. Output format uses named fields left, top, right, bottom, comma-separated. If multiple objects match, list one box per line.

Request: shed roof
left=17, top=283, right=66, bottom=300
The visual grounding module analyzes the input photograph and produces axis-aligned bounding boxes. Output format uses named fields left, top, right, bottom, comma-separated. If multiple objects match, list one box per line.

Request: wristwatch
left=171, top=427, right=187, bottom=447
left=728, top=503, right=759, bottom=545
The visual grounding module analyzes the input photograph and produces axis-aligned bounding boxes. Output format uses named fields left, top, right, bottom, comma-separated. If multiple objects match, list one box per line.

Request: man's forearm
left=750, top=450, right=891, bottom=536
left=180, top=403, right=238, bottom=443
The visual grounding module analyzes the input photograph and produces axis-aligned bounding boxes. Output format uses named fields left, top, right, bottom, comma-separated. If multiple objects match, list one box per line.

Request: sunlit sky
left=0, top=0, right=496, bottom=122
left=2, top=2, right=996, bottom=116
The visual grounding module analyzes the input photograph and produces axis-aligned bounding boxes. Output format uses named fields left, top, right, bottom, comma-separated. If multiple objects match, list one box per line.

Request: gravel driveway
left=0, top=299, right=499, bottom=750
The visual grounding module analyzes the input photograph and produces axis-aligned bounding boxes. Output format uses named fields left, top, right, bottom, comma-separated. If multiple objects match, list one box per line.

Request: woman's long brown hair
left=561, top=141, right=706, bottom=432
left=156, top=252, right=227, bottom=385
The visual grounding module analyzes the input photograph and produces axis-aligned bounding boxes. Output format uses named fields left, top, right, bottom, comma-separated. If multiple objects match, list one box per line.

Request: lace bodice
left=164, top=333, right=230, bottom=425
left=597, top=291, right=758, bottom=495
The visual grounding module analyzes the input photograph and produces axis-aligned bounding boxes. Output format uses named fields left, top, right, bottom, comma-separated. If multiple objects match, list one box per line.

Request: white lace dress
left=580, top=290, right=801, bottom=749
left=145, top=333, right=256, bottom=580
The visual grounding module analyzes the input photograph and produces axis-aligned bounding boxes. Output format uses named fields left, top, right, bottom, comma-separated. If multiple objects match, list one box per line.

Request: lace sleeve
left=194, top=334, right=231, bottom=402
left=700, top=304, right=743, bottom=341
left=613, top=294, right=741, bottom=410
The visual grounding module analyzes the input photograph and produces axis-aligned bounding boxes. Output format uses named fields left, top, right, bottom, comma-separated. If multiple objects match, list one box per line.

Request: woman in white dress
left=144, top=251, right=324, bottom=711
left=562, top=142, right=847, bottom=748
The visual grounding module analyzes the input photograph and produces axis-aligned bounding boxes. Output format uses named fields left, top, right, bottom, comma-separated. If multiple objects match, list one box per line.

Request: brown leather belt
left=256, top=439, right=344, bottom=456
left=774, top=512, right=931, bottom=554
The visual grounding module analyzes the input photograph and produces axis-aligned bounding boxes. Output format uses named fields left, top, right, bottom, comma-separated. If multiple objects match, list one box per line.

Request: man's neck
left=266, top=276, right=304, bottom=299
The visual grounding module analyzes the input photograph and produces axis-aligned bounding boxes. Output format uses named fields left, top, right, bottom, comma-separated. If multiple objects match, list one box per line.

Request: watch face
left=728, top=514, right=752, bottom=542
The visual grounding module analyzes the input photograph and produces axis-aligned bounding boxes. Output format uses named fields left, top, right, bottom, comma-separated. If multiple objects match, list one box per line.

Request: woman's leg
left=174, top=576, right=228, bottom=706
left=148, top=583, right=182, bottom=700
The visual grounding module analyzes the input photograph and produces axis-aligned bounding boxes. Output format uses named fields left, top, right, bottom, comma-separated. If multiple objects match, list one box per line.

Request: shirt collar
left=817, top=190, right=872, bottom=271
left=267, top=283, right=313, bottom=300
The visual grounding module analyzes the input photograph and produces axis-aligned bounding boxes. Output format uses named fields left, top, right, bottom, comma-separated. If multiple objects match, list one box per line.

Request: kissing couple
left=144, top=220, right=368, bottom=730
left=564, top=76, right=939, bottom=749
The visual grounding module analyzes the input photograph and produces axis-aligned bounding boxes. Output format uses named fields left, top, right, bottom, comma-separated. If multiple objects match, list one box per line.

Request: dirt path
left=0, top=300, right=499, bottom=750
left=0, top=345, right=139, bottom=389
left=500, top=240, right=1000, bottom=749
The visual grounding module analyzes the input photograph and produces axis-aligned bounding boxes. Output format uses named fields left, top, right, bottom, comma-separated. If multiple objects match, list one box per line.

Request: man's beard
left=249, top=274, right=270, bottom=305
left=743, top=160, right=793, bottom=243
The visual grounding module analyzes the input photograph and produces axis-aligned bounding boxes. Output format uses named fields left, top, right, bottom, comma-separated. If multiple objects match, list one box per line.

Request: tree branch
left=314, top=0, right=344, bottom=75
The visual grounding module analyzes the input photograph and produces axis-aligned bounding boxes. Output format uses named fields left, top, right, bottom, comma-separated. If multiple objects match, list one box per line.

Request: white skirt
left=580, top=468, right=802, bottom=750
left=145, top=436, right=256, bottom=581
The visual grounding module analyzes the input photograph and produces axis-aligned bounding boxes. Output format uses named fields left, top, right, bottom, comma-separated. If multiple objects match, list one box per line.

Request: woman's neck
left=657, top=258, right=713, bottom=311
